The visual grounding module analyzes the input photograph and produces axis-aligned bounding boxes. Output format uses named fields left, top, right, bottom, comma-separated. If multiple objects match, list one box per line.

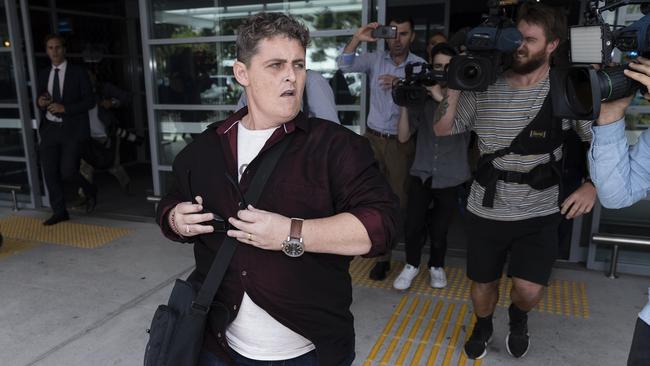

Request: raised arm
left=433, top=88, right=463, bottom=136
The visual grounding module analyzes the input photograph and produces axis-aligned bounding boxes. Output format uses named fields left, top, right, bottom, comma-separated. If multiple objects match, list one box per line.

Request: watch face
left=282, top=239, right=304, bottom=257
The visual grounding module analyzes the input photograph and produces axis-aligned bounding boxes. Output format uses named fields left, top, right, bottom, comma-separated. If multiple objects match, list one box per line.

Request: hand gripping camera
left=551, top=0, right=650, bottom=119
left=447, top=0, right=523, bottom=91
left=391, top=62, right=447, bottom=107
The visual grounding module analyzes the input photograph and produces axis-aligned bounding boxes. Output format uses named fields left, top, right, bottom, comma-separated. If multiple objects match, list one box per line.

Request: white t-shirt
left=226, top=122, right=315, bottom=360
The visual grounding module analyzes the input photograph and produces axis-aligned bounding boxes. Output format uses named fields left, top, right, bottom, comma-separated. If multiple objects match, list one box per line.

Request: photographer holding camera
left=590, top=57, right=650, bottom=366
left=338, top=17, right=425, bottom=281
left=392, top=43, right=471, bottom=291
left=434, top=3, right=597, bottom=360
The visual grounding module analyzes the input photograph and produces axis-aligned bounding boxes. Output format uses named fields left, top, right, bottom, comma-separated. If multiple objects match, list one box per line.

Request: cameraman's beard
left=511, top=49, right=547, bottom=75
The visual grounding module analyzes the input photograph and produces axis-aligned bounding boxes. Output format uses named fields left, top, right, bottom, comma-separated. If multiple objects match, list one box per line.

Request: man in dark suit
left=37, top=34, right=95, bottom=225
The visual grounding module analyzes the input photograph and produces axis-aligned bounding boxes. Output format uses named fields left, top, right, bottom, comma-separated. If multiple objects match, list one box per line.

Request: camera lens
left=565, top=68, right=594, bottom=116
left=463, top=65, right=480, bottom=80
left=598, top=64, right=640, bottom=102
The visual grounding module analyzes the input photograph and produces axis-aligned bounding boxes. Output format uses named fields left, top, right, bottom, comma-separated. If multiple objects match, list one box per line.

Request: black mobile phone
left=187, top=170, right=229, bottom=233
left=371, top=25, right=397, bottom=39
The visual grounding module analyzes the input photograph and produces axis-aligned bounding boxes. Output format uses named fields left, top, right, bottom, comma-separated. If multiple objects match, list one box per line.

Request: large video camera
left=551, top=0, right=650, bottom=120
left=447, top=0, right=523, bottom=91
left=392, top=62, right=446, bottom=107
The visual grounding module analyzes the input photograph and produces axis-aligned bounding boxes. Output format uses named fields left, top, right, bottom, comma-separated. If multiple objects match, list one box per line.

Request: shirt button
left=233, top=304, right=238, bottom=310
left=217, top=332, right=222, bottom=338
left=241, top=270, right=247, bottom=276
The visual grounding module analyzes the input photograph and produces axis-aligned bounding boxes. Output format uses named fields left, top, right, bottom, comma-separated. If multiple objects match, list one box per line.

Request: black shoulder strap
left=192, top=132, right=295, bottom=312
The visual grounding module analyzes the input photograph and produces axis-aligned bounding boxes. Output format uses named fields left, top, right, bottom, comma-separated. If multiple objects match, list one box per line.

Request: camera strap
left=475, top=92, right=566, bottom=207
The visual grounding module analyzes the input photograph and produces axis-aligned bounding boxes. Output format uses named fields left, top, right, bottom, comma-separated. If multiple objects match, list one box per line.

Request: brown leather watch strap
left=289, top=218, right=304, bottom=239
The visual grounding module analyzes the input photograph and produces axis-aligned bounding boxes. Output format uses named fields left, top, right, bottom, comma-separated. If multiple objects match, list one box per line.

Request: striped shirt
left=453, top=73, right=592, bottom=221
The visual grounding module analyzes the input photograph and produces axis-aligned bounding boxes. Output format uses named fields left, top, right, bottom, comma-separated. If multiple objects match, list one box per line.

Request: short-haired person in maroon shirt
left=156, top=12, right=399, bottom=366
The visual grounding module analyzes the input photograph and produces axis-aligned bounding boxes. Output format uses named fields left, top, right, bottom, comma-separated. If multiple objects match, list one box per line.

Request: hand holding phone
left=371, top=25, right=397, bottom=39
left=187, top=170, right=230, bottom=233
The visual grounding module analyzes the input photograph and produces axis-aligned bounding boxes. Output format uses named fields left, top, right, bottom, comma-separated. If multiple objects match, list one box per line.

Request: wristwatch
left=281, top=218, right=305, bottom=257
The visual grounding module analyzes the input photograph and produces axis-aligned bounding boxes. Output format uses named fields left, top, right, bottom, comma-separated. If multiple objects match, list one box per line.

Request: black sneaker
left=464, top=323, right=493, bottom=359
left=369, top=261, right=391, bottom=281
left=506, top=315, right=530, bottom=358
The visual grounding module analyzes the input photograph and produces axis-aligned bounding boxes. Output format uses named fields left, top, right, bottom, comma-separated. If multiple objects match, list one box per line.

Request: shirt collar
left=216, top=106, right=310, bottom=135
left=52, top=60, right=67, bottom=71
left=382, top=50, right=417, bottom=67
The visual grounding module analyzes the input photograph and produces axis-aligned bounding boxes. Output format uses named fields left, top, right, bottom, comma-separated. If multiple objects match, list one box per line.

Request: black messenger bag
left=143, top=133, right=294, bottom=366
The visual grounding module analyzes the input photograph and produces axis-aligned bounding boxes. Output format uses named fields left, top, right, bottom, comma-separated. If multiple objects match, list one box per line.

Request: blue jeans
left=198, top=349, right=355, bottom=366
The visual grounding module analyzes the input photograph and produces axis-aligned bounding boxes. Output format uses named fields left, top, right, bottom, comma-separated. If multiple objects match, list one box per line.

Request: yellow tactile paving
left=0, top=215, right=131, bottom=249
left=364, top=295, right=481, bottom=366
left=0, top=237, right=42, bottom=260
left=351, top=257, right=590, bottom=319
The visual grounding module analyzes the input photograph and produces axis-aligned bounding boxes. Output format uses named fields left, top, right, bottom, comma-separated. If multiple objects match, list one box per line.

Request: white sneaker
left=429, top=267, right=447, bottom=288
left=393, top=264, right=419, bottom=290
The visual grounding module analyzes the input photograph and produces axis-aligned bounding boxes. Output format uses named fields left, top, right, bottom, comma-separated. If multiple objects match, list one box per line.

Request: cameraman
left=433, top=3, right=596, bottom=360
left=338, top=17, right=425, bottom=280
left=590, top=57, right=650, bottom=366
left=392, top=43, right=471, bottom=291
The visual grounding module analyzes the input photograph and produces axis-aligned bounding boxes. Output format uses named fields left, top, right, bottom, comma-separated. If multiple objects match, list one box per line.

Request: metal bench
left=591, top=233, right=650, bottom=279
left=0, top=183, right=23, bottom=211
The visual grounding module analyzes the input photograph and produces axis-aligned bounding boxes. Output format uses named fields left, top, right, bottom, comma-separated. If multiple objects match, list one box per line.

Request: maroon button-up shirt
left=157, top=108, right=398, bottom=366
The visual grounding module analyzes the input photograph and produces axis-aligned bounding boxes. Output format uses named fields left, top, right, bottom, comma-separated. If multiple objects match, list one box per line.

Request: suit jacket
left=38, top=63, right=95, bottom=141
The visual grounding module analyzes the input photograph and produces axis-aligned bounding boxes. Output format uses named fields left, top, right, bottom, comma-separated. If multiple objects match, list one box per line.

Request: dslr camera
left=447, top=0, right=523, bottom=91
left=392, top=62, right=446, bottom=107
left=551, top=0, right=650, bottom=119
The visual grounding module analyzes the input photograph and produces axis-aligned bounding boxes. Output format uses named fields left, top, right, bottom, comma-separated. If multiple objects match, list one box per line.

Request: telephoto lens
left=597, top=64, right=641, bottom=102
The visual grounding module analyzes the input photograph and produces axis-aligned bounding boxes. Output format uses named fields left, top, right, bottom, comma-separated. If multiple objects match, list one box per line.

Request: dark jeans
left=404, top=177, right=458, bottom=269
left=628, top=317, right=650, bottom=366
left=199, top=349, right=354, bottom=366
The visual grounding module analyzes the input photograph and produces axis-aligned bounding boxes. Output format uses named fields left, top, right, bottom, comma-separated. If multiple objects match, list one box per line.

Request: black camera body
left=447, top=12, right=523, bottom=91
left=392, top=62, right=446, bottom=107
left=552, top=0, right=650, bottom=119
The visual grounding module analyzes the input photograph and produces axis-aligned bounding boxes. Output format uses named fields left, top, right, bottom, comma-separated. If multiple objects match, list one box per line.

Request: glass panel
left=0, top=5, right=8, bottom=41
left=0, top=54, right=17, bottom=103
left=0, top=109, right=24, bottom=157
left=309, top=36, right=363, bottom=106
left=56, top=14, right=127, bottom=55
left=30, top=10, right=52, bottom=53
left=153, top=42, right=242, bottom=105
left=150, top=0, right=363, bottom=38
left=0, top=161, right=31, bottom=202
left=337, top=110, right=361, bottom=130
left=160, top=170, right=174, bottom=196
left=56, top=0, right=125, bottom=16
left=157, top=109, right=233, bottom=165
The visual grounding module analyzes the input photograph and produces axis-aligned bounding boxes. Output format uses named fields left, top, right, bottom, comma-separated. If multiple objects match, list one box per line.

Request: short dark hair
left=428, top=31, right=447, bottom=43
left=430, top=42, right=457, bottom=60
left=236, top=12, right=310, bottom=65
left=44, top=34, right=66, bottom=48
left=388, top=16, right=414, bottom=31
left=517, top=3, right=566, bottom=44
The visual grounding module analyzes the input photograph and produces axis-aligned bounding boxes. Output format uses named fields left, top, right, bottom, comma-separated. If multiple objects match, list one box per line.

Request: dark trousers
left=39, top=120, right=93, bottom=215
left=404, top=177, right=458, bottom=269
left=628, top=317, right=650, bottom=366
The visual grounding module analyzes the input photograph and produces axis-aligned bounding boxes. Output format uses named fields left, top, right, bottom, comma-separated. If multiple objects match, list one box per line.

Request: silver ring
left=247, top=233, right=252, bottom=241
left=185, top=224, right=190, bottom=234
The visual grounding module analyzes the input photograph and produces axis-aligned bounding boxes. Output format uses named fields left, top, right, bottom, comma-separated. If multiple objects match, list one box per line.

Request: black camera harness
left=474, top=91, right=566, bottom=208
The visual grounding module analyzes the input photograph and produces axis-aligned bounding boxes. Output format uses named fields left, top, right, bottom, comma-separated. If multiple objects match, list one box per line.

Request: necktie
left=52, top=68, right=61, bottom=102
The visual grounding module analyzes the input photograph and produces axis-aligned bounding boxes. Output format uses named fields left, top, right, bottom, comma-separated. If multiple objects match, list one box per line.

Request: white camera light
left=570, top=26, right=606, bottom=64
